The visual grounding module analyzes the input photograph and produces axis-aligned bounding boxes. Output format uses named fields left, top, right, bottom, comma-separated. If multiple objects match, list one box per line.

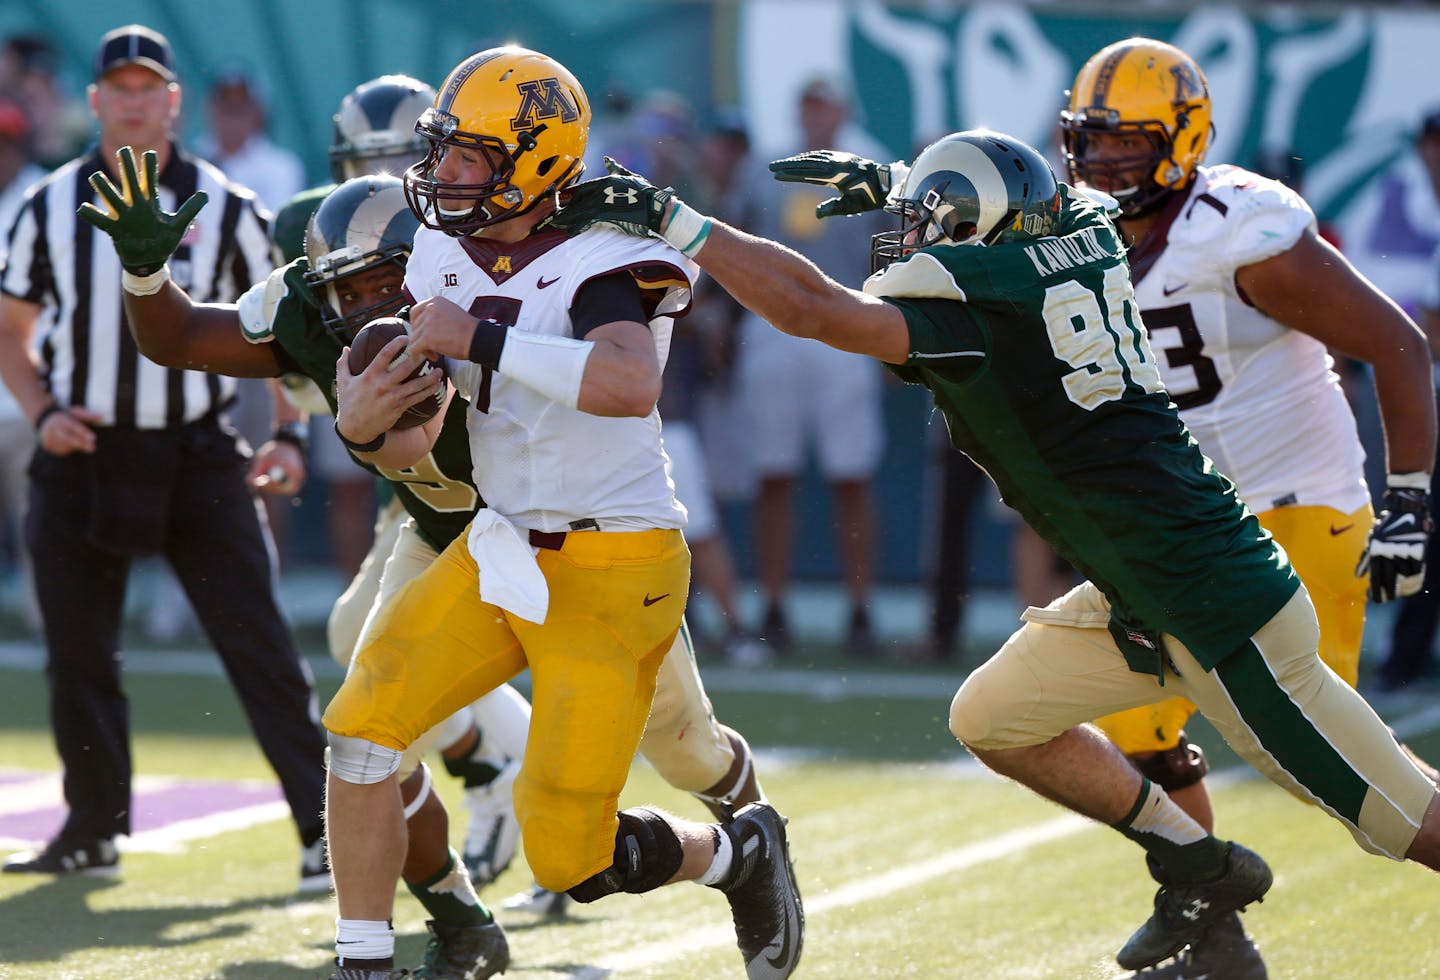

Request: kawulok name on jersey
left=1022, top=226, right=1114, bottom=275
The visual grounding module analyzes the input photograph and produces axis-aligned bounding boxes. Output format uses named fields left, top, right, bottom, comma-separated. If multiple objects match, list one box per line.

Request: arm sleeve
left=570, top=271, right=649, bottom=339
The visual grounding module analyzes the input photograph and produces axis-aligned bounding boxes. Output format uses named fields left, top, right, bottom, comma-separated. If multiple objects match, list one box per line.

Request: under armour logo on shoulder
left=1181, top=898, right=1211, bottom=922
left=605, top=186, right=639, bottom=205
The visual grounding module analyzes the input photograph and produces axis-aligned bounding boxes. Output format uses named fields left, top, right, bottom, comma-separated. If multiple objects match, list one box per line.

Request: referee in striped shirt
left=0, top=25, right=328, bottom=888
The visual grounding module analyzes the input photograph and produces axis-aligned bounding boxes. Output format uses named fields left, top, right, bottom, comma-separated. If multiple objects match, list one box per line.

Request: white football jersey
left=1134, top=164, right=1368, bottom=514
left=408, top=224, right=694, bottom=532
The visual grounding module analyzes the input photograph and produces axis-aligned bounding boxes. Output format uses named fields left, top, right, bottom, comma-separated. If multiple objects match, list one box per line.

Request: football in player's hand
left=347, top=316, right=445, bottom=429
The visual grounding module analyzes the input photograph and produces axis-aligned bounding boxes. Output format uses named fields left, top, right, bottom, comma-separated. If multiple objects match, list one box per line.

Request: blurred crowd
left=2, top=30, right=1440, bottom=677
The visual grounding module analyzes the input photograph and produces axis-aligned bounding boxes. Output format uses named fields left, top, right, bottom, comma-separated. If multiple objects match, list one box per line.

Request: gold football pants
left=324, top=526, right=690, bottom=892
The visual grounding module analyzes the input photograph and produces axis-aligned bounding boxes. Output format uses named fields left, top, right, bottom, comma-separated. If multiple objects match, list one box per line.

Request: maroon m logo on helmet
left=1168, top=62, right=1206, bottom=106
left=510, top=78, right=579, bottom=132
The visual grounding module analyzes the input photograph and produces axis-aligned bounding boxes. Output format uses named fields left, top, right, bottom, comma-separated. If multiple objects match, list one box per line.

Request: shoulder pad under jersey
left=1170, top=165, right=1315, bottom=275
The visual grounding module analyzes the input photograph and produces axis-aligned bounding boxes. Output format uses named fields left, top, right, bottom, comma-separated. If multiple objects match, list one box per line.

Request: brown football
left=346, top=317, right=445, bottom=429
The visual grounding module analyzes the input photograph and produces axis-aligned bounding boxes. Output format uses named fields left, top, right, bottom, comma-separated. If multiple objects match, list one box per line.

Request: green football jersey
left=870, top=186, right=1299, bottom=671
left=243, top=260, right=479, bottom=552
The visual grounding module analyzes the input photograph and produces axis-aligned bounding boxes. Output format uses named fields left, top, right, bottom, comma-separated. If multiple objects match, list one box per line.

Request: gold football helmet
left=1059, top=38, right=1212, bottom=217
left=404, top=46, right=591, bottom=236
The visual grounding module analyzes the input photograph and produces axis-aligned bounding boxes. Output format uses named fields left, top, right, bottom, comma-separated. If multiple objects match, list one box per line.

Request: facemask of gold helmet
left=404, top=46, right=591, bottom=237
left=1059, top=38, right=1212, bottom=219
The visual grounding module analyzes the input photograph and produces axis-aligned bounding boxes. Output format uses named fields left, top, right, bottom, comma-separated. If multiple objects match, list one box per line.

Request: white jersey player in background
left=1061, top=37, right=1437, bottom=980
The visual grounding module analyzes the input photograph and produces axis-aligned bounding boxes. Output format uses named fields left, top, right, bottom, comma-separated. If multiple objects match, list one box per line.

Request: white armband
left=497, top=329, right=594, bottom=409
left=660, top=200, right=712, bottom=258
left=122, top=266, right=171, bottom=296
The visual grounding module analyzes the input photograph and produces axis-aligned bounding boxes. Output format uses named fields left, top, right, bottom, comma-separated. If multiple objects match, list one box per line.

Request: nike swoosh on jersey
left=643, top=593, right=671, bottom=607
left=537, top=275, right=561, bottom=289
left=1329, top=523, right=1354, bottom=536
left=1162, top=282, right=1187, bottom=297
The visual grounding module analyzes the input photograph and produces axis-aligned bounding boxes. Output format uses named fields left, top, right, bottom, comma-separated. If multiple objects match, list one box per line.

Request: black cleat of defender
left=413, top=918, right=510, bottom=979
left=1118, top=842, right=1272, bottom=971
left=713, top=802, right=804, bottom=979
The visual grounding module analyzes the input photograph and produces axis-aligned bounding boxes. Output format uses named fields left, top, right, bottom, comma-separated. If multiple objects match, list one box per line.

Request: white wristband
left=660, top=200, right=712, bottom=258
left=497, top=329, right=594, bottom=410
left=1387, top=471, right=1431, bottom=491
left=122, top=266, right=170, bottom=296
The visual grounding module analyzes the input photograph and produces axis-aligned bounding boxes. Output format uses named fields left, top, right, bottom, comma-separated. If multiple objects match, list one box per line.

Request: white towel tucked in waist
left=467, top=509, right=549, bottom=624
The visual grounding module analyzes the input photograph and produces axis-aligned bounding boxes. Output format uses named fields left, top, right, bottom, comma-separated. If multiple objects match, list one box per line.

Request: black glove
left=769, top=150, right=904, bottom=218
left=1357, top=479, right=1434, bottom=602
left=76, top=145, right=208, bottom=276
left=542, top=156, right=676, bottom=238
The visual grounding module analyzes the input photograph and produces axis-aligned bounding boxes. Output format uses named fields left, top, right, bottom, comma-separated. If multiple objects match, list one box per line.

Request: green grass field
left=2, top=641, right=1439, bottom=979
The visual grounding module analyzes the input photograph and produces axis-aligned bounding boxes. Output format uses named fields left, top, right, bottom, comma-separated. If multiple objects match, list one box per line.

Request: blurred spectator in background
left=1339, top=108, right=1440, bottom=320
left=581, top=83, right=634, bottom=176
left=0, top=35, right=89, bottom=169
left=904, top=427, right=988, bottom=664
left=692, top=107, right=759, bottom=505
left=1378, top=239, right=1440, bottom=692
left=0, top=95, right=44, bottom=632
left=730, top=74, right=889, bottom=656
left=609, top=93, right=766, bottom=664
left=197, top=65, right=305, bottom=215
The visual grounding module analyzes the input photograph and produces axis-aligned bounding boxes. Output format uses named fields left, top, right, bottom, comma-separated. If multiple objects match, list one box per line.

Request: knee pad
left=326, top=731, right=403, bottom=785
left=567, top=807, right=685, bottom=903
left=1132, top=732, right=1209, bottom=793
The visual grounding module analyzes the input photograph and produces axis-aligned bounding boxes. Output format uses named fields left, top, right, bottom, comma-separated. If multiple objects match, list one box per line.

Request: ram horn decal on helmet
left=871, top=130, right=1061, bottom=272
left=303, top=175, right=419, bottom=342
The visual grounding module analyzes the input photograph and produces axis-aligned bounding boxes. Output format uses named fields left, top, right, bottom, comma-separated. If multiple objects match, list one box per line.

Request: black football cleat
left=1118, top=842, right=1271, bottom=971
left=3, top=837, right=118, bottom=877
left=412, top=918, right=510, bottom=979
left=1126, top=909, right=1268, bottom=978
left=712, top=802, right=804, bottom=979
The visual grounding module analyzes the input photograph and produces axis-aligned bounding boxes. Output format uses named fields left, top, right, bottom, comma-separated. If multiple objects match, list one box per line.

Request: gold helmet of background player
left=1059, top=38, right=1212, bottom=218
left=404, top=45, right=591, bottom=236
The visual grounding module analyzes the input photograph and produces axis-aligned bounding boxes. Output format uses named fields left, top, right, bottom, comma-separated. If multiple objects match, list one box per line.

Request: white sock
left=696, top=828, right=734, bottom=886
left=335, top=918, right=394, bottom=962
left=1128, top=780, right=1207, bottom=845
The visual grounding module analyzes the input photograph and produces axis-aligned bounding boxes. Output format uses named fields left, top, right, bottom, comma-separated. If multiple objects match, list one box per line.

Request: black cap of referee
left=93, top=25, right=175, bottom=83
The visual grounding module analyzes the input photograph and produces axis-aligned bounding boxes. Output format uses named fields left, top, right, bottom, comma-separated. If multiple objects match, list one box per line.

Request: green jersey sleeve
left=882, top=296, right=988, bottom=387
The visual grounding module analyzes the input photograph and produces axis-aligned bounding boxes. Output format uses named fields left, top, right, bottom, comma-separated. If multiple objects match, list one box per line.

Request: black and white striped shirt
left=0, top=143, right=272, bottom=429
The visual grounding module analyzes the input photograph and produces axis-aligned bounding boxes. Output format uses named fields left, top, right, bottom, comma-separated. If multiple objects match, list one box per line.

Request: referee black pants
left=24, top=417, right=326, bottom=847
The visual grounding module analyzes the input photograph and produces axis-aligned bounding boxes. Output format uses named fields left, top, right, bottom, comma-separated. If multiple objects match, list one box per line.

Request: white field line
left=574, top=812, right=1099, bottom=979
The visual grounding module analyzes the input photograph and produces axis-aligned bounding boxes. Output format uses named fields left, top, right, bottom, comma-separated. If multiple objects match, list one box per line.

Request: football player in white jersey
left=322, top=47, right=803, bottom=980
left=1060, top=37, right=1437, bottom=978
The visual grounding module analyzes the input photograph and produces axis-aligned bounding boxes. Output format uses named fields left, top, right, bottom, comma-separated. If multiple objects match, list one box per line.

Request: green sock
left=1114, top=777, right=1229, bottom=884
left=406, top=848, right=492, bottom=926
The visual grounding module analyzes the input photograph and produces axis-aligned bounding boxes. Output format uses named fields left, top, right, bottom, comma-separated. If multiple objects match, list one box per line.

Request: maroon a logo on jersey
left=510, top=78, right=579, bottom=132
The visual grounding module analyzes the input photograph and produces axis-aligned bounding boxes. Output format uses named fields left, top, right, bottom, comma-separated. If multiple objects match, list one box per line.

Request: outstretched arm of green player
left=546, top=159, right=911, bottom=363
left=77, top=145, right=284, bottom=377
